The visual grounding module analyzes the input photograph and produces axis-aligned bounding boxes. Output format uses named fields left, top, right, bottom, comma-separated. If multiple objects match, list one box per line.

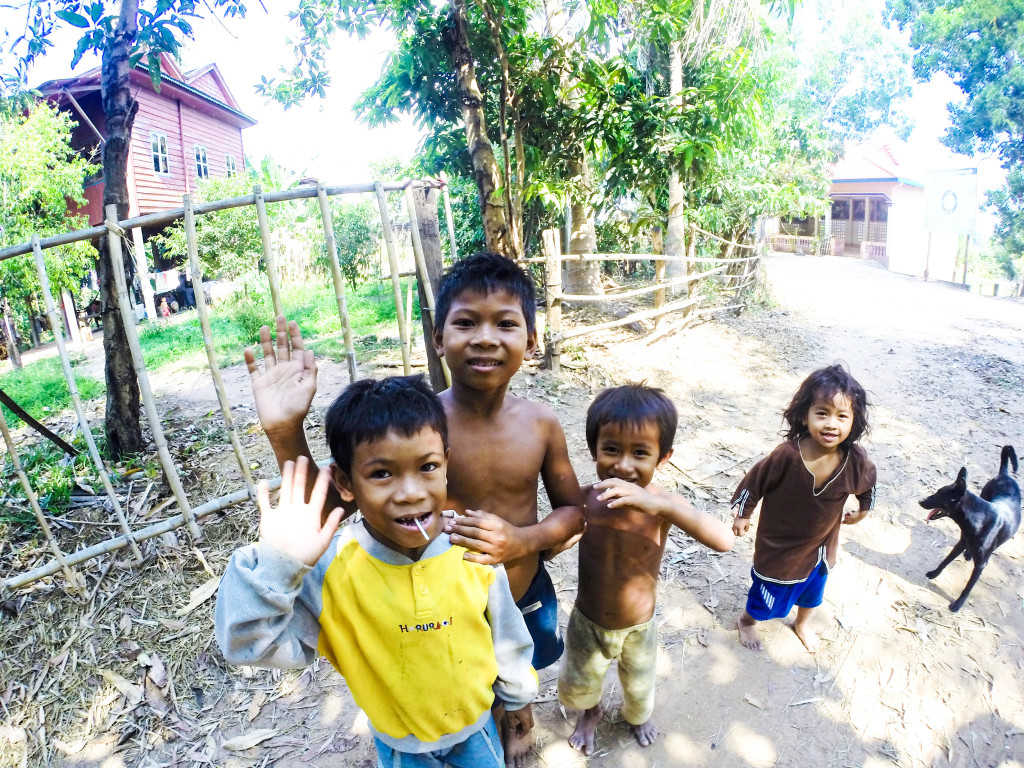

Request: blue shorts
left=745, top=562, right=828, bottom=621
left=374, top=716, right=503, bottom=768
left=517, top=561, right=563, bottom=670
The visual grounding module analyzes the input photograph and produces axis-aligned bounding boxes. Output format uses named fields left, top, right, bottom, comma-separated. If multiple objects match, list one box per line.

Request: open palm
left=244, top=316, right=318, bottom=437
left=259, top=457, right=344, bottom=567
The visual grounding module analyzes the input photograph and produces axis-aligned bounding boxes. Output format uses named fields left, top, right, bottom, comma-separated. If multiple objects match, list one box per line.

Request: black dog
left=919, top=446, right=1021, bottom=612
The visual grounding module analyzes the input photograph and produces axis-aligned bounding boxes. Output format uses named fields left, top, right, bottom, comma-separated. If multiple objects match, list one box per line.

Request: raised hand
left=244, top=316, right=317, bottom=439
left=258, top=457, right=344, bottom=567
left=445, top=509, right=529, bottom=565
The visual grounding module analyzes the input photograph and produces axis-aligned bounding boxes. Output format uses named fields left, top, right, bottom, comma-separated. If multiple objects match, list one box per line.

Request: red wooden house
left=38, top=53, right=256, bottom=225
left=37, top=54, right=255, bottom=320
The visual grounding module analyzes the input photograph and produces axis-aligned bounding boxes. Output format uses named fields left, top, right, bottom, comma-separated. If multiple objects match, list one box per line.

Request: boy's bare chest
left=445, top=422, right=546, bottom=515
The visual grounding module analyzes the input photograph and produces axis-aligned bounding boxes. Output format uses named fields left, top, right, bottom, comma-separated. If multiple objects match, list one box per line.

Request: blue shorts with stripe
left=745, top=561, right=828, bottom=621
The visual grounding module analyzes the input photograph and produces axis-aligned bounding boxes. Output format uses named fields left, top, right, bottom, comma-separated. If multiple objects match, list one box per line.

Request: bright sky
left=4, top=4, right=426, bottom=182
left=2, top=1, right=1004, bottom=237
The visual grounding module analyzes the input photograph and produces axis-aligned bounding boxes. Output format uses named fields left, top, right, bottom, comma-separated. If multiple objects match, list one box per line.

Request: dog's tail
left=1000, top=445, right=1018, bottom=475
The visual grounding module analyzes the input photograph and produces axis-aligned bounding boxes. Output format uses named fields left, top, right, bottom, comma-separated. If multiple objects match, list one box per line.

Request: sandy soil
left=3, top=253, right=1024, bottom=768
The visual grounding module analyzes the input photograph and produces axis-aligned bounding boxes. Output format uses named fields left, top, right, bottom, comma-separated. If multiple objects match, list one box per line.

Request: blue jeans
left=374, top=716, right=503, bottom=768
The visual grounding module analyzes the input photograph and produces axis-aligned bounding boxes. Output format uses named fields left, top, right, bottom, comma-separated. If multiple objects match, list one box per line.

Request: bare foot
left=568, top=705, right=602, bottom=756
left=737, top=612, right=763, bottom=651
left=630, top=718, right=658, bottom=747
left=791, top=606, right=818, bottom=653
left=502, top=713, right=533, bottom=768
left=791, top=621, right=819, bottom=653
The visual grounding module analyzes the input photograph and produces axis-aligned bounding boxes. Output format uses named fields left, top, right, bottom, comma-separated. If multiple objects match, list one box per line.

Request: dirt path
left=6, top=254, right=1024, bottom=768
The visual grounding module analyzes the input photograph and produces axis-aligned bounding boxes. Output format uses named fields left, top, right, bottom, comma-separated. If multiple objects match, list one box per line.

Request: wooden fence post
left=105, top=205, right=202, bottom=541
left=543, top=228, right=562, bottom=373
left=184, top=195, right=257, bottom=500
left=373, top=182, right=412, bottom=375
left=406, top=186, right=451, bottom=390
left=440, top=171, right=459, bottom=262
left=316, top=184, right=358, bottom=383
left=32, top=235, right=143, bottom=562
left=254, top=185, right=284, bottom=318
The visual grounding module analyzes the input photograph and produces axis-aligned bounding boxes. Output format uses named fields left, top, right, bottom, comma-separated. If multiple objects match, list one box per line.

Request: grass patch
left=136, top=279, right=411, bottom=370
left=0, top=356, right=102, bottom=428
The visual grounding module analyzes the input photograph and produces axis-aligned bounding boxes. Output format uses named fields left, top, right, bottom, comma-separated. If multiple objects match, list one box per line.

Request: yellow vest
left=318, top=537, right=499, bottom=742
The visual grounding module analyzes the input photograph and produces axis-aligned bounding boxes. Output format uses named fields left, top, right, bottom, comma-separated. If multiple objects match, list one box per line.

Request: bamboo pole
left=403, top=274, right=411, bottom=348
left=316, top=184, right=358, bottom=383
left=553, top=296, right=699, bottom=343
left=183, top=196, right=257, bottom=500
left=254, top=185, right=284, bottom=318
left=0, top=181, right=444, bottom=263
left=440, top=172, right=459, bottom=262
left=31, top=237, right=142, bottom=562
left=542, top=229, right=562, bottom=373
left=404, top=187, right=451, bottom=387
left=373, top=182, right=411, bottom=375
left=104, top=205, right=202, bottom=540
left=562, top=266, right=726, bottom=302
left=3, top=459, right=333, bottom=591
left=0, top=405, right=84, bottom=594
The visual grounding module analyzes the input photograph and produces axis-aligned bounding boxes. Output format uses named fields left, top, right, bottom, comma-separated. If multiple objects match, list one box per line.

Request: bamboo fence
left=534, top=223, right=761, bottom=372
left=1, top=179, right=449, bottom=594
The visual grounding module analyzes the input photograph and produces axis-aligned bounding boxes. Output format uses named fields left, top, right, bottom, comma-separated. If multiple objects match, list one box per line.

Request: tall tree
left=0, top=101, right=93, bottom=354
left=889, top=0, right=1024, bottom=266
left=261, top=0, right=515, bottom=257
left=4, top=0, right=248, bottom=456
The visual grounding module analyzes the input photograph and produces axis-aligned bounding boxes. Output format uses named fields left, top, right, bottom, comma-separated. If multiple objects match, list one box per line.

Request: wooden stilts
left=0, top=404, right=84, bottom=594
left=543, top=229, right=562, bottom=373
left=404, top=187, right=451, bottom=387
left=316, top=184, right=358, bottom=382
left=104, top=205, right=201, bottom=540
left=373, top=182, right=411, bottom=375
left=254, top=185, right=284, bottom=318
left=31, top=236, right=143, bottom=562
left=183, top=196, right=257, bottom=499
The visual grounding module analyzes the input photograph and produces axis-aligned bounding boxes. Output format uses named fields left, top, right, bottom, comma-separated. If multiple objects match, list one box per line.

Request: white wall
left=886, top=184, right=960, bottom=280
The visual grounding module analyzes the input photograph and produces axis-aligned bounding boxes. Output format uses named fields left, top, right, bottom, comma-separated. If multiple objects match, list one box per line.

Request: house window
left=225, top=154, right=237, bottom=178
left=831, top=199, right=850, bottom=220
left=151, top=132, right=169, bottom=174
left=194, top=145, right=209, bottom=179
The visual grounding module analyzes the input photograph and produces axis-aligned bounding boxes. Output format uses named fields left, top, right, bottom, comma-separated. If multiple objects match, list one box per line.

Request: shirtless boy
left=244, top=253, right=584, bottom=767
left=557, top=385, right=734, bottom=755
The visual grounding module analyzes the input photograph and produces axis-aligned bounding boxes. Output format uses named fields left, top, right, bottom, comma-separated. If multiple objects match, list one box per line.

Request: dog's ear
left=956, top=467, right=968, bottom=489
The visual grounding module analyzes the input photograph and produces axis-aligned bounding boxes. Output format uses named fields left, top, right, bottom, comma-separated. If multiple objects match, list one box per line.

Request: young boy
left=215, top=376, right=538, bottom=766
left=557, top=385, right=735, bottom=755
left=243, top=253, right=584, bottom=766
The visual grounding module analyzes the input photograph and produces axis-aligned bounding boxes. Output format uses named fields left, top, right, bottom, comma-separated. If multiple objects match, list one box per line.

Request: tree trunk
left=412, top=187, right=448, bottom=392
left=665, top=40, right=688, bottom=297
left=563, top=156, right=601, bottom=294
left=445, top=0, right=511, bottom=258
left=1, top=299, right=21, bottom=369
left=98, top=0, right=144, bottom=456
left=544, top=0, right=601, bottom=295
